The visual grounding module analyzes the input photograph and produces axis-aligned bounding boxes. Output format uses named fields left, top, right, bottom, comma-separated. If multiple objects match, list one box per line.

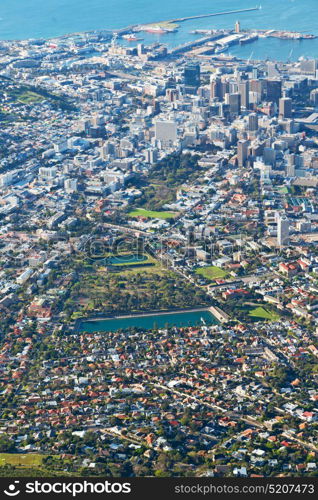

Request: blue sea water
left=0, top=0, right=317, bottom=61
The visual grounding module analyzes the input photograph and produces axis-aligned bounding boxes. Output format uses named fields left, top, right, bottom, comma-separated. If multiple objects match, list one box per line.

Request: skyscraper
left=277, top=214, right=289, bottom=246
left=210, top=76, right=222, bottom=100
left=226, top=93, right=241, bottom=115
left=183, top=63, right=200, bottom=94
left=279, top=97, right=293, bottom=118
left=248, top=113, right=258, bottom=132
left=237, top=140, right=249, bottom=167
left=238, top=80, right=249, bottom=109
left=155, top=120, right=177, bottom=147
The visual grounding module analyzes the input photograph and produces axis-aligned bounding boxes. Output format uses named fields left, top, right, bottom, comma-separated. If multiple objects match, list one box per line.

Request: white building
left=277, top=214, right=289, bottom=246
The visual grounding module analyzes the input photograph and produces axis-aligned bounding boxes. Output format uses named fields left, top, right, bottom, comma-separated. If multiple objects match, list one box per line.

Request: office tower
left=310, top=88, right=318, bottom=106
left=300, top=59, right=317, bottom=75
left=264, top=79, right=282, bottom=103
left=286, top=154, right=295, bottom=177
left=0, top=172, right=14, bottom=187
left=226, top=93, right=241, bottom=115
left=263, top=147, right=277, bottom=166
left=210, top=76, right=222, bottom=100
left=155, top=120, right=177, bottom=147
left=39, top=166, right=57, bottom=180
left=166, top=88, right=178, bottom=102
left=137, top=44, right=145, bottom=56
left=229, top=81, right=238, bottom=94
left=64, top=178, right=78, bottom=193
left=144, top=148, right=158, bottom=164
left=238, top=80, right=249, bottom=109
left=235, top=21, right=241, bottom=33
left=279, top=97, right=292, bottom=118
left=248, top=113, right=258, bottom=132
left=250, top=79, right=263, bottom=94
left=267, top=62, right=280, bottom=78
left=237, top=140, right=249, bottom=167
left=277, top=214, right=289, bottom=246
left=183, top=63, right=200, bottom=94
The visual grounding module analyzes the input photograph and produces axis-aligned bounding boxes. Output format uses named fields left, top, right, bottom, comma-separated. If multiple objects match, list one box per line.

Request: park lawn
left=0, top=454, right=44, bottom=467
left=118, top=261, right=166, bottom=276
left=248, top=306, right=280, bottom=321
left=112, top=254, right=166, bottom=275
left=196, top=265, right=228, bottom=281
left=110, top=253, right=151, bottom=267
left=18, top=91, right=45, bottom=104
left=128, top=208, right=177, bottom=219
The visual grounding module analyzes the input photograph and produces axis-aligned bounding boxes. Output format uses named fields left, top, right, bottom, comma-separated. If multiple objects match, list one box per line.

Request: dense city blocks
left=0, top=11, right=317, bottom=479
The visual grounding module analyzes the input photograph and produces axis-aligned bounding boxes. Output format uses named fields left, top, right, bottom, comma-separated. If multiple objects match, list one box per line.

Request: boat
left=122, top=34, right=141, bottom=41
left=145, top=26, right=168, bottom=34
left=215, top=44, right=229, bottom=54
left=240, top=33, right=259, bottom=45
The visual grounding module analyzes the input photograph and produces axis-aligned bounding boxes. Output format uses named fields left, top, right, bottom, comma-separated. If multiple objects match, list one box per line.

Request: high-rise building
left=210, top=76, right=222, bottom=100
left=39, top=166, right=57, bottom=181
left=144, top=148, right=158, bottom=164
left=300, top=59, right=317, bottom=75
left=64, top=178, right=78, bottom=193
left=310, top=88, right=318, bottom=106
left=279, top=97, right=292, bottom=118
left=277, top=214, right=289, bottom=246
left=248, top=113, right=258, bottom=132
left=137, top=43, right=145, bottom=56
left=183, top=63, right=200, bottom=94
left=0, top=172, right=14, bottom=187
left=166, top=88, right=179, bottom=102
left=238, top=80, right=249, bottom=109
left=237, top=140, right=249, bottom=167
left=264, top=79, right=282, bottom=103
left=226, top=93, right=241, bottom=115
left=267, top=62, right=280, bottom=79
left=286, top=154, right=295, bottom=177
left=155, top=120, right=177, bottom=147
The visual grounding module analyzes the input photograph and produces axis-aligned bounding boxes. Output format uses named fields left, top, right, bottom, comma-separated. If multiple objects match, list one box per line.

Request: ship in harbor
left=122, top=34, right=142, bottom=41
left=145, top=26, right=167, bottom=34
left=214, top=43, right=230, bottom=54
left=239, top=33, right=259, bottom=45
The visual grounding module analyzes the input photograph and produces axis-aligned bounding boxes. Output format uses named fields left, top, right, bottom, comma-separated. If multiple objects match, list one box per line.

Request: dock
left=168, top=6, right=261, bottom=24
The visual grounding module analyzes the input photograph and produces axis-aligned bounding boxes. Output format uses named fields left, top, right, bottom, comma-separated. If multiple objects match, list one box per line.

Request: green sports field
left=0, top=453, right=43, bottom=467
left=248, top=306, right=280, bottom=321
left=195, top=266, right=228, bottom=281
left=128, top=208, right=177, bottom=219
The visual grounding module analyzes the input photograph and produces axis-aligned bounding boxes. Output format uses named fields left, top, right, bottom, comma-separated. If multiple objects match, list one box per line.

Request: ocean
left=0, top=0, right=318, bottom=61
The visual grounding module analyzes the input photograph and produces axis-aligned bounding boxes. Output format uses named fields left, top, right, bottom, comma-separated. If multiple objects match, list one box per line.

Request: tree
left=0, top=435, right=16, bottom=452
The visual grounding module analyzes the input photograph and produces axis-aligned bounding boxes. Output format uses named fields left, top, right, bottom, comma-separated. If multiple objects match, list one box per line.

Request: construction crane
left=111, top=32, right=118, bottom=47
left=247, top=51, right=254, bottom=64
left=287, top=48, right=294, bottom=63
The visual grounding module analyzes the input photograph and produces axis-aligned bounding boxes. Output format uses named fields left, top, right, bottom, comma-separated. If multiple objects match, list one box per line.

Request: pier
left=168, top=6, right=261, bottom=24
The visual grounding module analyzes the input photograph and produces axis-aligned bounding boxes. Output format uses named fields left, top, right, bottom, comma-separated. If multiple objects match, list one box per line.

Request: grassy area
left=0, top=454, right=43, bottom=467
left=18, top=91, right=45, bottom=104
left=196, top=266, right=228, bottom=281
left=248, top=306, right=280, bottom=321
left=128, top=208, right=177, bottom=219
left=67, top=254, right=209, bottom=319
left=118, top=257, right=165, bottom=276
